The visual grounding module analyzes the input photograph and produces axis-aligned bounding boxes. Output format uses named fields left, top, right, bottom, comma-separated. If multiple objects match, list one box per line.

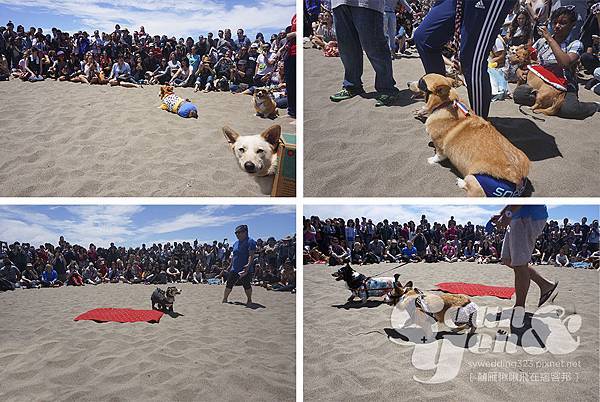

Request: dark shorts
left=226, top=271, right=252, bottom=290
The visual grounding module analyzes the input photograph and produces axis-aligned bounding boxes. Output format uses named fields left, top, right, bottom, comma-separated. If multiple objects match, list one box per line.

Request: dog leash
left=369, top=261, right=410, bottom=278
left=449, top=0, right=464, bottom=75
left=518, top=104, right=545, bottom=122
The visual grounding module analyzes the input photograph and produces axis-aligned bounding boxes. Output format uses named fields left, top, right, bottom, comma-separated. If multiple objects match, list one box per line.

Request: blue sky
left=304, top=205, right=600, bottom=226
left=0, top=0, right=295, bottom=39
left=0, top=205, right=295, bottom=247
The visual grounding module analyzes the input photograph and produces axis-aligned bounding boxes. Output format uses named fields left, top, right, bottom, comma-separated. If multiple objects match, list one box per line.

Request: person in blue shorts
left=222, top=224, right=257, bottom=306
left=491, top=205, right=558, bottom=309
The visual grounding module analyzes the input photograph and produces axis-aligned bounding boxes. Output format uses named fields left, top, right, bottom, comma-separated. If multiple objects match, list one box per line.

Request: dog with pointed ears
left=331, top=263, right=395, bottom=304
left=410, top=73, right=530, bottom=197
left=384, top=275, right=478, bottom=338
left=222, top=124, right=281, bottom=176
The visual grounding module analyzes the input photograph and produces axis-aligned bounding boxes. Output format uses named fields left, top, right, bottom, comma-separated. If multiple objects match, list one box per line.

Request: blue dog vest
left=474, top=174, right=524, bottom=197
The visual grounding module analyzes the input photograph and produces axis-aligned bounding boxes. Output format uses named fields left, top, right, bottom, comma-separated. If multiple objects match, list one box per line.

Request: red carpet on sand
left=74, top=308, right=164, bottom=323
left=435, top=282, right=515, bottom=299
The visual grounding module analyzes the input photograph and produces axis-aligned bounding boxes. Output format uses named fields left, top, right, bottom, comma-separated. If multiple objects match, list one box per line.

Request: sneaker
left=374, top=92, right=399, bottom=107
left=330, top=87, right=363, bottom=102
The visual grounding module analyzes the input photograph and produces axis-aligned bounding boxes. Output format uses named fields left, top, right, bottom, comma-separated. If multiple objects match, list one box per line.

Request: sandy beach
left=304, top=262, right=599, bottom=401
left=0, top=79, right=295, bottom=196
left=0, top=282, right=295, bottom=401
left=304, top=48, right=600, bottom=197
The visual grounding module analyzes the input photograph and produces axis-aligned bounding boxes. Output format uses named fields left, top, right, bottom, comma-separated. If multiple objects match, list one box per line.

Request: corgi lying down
left=412, top=74, right=530, bottom=197
left=159, top=85, right=198, bottom=118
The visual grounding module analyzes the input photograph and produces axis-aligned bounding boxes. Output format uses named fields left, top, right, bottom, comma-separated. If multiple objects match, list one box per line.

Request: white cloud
left=0, top=205, right=295, bottom=248
left=0, top=0, right=294, bottom=38
left=0, top=205, right=143, bottom=247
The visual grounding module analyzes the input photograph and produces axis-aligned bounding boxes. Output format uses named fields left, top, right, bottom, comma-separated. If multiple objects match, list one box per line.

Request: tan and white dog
left=384, top=276, right=478, bottom=338
left=222, top=124, right=281, bottom=176
left=253, top=88, right=279, bottom=118
left=412, top=73, right=530, bottom=197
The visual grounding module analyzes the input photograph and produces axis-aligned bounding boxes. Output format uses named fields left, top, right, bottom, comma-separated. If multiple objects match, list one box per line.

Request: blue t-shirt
left=402, top=246, right=417, bottom=257
left=513, top=205, right=548, bottom=221
left=42, top=269, right=58, bottom=282
left=231, top=237, right=257, bottom=274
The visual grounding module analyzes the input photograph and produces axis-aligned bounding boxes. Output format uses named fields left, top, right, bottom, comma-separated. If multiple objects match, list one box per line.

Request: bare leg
left=222, top=287, right=232, bottom=303
left=511, top=264, right=555, bottom=307
left=244, top=287, right=253, bottom=305
left=119, top=81, right=140, bottom=88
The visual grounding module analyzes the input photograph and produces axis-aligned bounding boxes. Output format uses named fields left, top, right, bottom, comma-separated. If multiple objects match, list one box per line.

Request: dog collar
left=430, top=99, right=471, bottom=117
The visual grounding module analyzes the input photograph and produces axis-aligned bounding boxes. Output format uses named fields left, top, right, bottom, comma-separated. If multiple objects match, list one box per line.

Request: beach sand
left=304, top=262, right=599, bottom=401
left=304, top=48, right=600, bottom=197
left=0, top=79, right=294, bottom=196
left=0, top=282, right=295, bottom=401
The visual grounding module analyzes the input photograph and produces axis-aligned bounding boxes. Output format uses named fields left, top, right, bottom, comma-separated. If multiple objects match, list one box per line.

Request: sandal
left=538, top=281, right=559, bottom=307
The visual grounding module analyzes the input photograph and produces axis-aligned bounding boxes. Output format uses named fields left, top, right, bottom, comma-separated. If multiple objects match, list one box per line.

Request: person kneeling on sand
left=491, top=205, right=558, bottom=309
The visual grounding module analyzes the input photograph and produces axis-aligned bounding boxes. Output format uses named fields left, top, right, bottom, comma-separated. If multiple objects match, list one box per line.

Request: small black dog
left=332, top=263, right=395, bottom=303
left=151, top=286, right=181, bottom=312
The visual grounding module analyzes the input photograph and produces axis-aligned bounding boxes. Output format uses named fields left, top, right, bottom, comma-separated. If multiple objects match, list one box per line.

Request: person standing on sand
left=491, top=205, right=559, bottom=309
left=222, top=224, right=257, bottom=306
left=413, top=0, right=517, bottom=119
left=329, top=0, right=401, bottom=107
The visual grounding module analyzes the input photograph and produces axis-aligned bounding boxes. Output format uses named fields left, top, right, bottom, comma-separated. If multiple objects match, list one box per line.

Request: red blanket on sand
left=435, top=282, right=515, bottom=299
left=74, top=308, right=164, bottom=323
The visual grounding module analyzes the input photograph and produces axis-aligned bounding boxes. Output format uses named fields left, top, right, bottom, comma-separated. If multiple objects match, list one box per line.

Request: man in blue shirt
left=492, top=205, right=558, bottom=309
left=401, top=240, right=421, bottom=262
left=222, top=224, right=257, bottom=306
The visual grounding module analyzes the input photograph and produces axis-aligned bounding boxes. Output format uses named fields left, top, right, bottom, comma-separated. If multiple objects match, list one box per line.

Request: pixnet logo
left=388, top=296, right=582, bottom=384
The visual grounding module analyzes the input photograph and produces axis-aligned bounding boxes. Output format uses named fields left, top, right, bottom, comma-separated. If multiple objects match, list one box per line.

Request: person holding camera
left=514, top=6, right=598, bottom=118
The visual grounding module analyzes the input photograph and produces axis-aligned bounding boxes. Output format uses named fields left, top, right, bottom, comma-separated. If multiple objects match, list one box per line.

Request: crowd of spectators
left=305, top=0, right=600, bottom=114
left=303, top=214, right=599, bottom=269
left=0, top=18, right=296, bottom=116
left=0, top=235, right=296, bottom=292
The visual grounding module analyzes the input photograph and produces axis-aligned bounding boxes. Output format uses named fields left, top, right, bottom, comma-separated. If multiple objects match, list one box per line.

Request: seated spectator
left=0, top=256, right=21, bottom=290
left=20, top=263, right=41, bottom=289
left=401, top=240, right=421, bottom=263
left=108, top=54, right=141, bottom=88
left=328, top=237, right=349, bottom=266
left=441, top=241, right=458, bottom=263
left=166, top=261, right=182, bottom=282
left=555, top=248, right=570, bottom=267
left=385, top=239, right=402, bottom=262
left=66, top=262, right=84, bottom=286
left=365, top=236, right=386, bottom=264
left=460, top=241, right=477, bottom=262
left=83, top=262, right=101, bottom=285
left=513, top=6, right=598, bottom=119
left=41, top=264, right=62, bottom=287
